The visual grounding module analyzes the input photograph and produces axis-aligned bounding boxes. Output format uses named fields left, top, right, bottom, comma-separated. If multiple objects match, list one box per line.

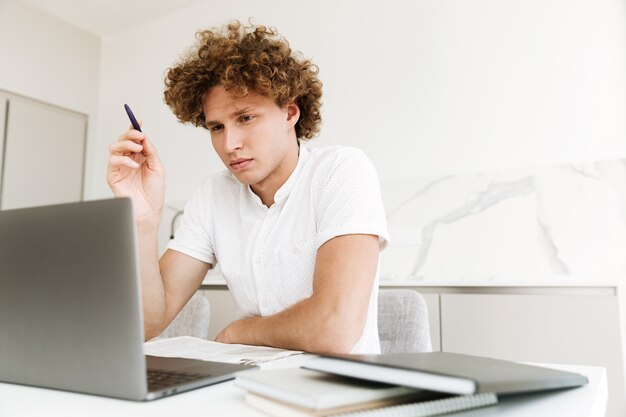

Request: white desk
left=0, top=363, right=607, bottom=417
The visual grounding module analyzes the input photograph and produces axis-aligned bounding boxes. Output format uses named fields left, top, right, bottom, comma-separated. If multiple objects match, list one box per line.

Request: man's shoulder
left=301, top=145, right=377, bottom=194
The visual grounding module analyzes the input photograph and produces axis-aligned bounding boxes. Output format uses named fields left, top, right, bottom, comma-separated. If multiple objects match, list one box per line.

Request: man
left=107, top=21, right=388, bottom=354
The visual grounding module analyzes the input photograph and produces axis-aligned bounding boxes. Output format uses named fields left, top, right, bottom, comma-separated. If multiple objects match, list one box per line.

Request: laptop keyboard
left=147, top=369, right=211, bottom=391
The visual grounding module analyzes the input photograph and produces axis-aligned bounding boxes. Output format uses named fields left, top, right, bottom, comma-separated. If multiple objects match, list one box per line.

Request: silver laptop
left=0, top=198, right=255, bottom=401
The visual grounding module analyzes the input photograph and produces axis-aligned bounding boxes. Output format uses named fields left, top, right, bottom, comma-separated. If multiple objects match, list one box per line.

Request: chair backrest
left=156, top=292, right=211, bottom=340
left=378, top=289, right=432, bottom=354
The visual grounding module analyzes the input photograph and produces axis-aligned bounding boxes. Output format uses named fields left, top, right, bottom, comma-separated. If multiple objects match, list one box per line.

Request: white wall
left=93, top=0, right=625, bottom=252
left=0, top=0, right=101, bottom=196
left=0, top=0, right=622, bottom=244
left=93, top=0, right=626, bottom=252
left=93, top=0, right=625, bottom=190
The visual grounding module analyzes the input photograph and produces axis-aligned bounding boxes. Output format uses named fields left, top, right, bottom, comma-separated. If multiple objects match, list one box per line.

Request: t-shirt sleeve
left=313, top=148, right=389, bottom=251
left=167, top=179, right=216, bottom=265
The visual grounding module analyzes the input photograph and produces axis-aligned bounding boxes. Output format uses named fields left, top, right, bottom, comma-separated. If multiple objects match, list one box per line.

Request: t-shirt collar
left=273, top=143, right=309, bottom=206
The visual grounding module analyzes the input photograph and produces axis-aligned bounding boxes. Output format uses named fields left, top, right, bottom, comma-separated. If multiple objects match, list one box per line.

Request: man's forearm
left=217, top=235, right=379, bottom=353
left=136, top=216, right=167, bottom=340
left=215, top=295, right=366, bottom=353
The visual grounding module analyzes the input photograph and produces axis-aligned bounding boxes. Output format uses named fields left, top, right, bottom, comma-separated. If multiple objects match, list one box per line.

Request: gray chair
left=378, top=289, right=432, bottom=354
left=156, top=292, right=211, bottom=339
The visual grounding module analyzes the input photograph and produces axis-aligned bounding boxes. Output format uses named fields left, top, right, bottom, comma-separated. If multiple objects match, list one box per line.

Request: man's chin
left=231, top=171, right=257, bottom=186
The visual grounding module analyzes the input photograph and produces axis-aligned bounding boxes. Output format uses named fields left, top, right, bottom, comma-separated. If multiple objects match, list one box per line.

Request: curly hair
left=164, top=21, right=322, bottom=140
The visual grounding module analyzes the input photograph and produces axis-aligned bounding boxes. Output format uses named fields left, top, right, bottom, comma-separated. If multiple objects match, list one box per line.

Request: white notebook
left=245, top=391, right=498, bottom=417
left=235, top=368, right=416, bottom=409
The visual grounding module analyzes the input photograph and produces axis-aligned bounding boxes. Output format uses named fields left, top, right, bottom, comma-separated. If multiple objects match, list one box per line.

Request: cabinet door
left=0, top=95, right=6, bottom=185
left=441, top=293, right=624, bottom=417
left=421, top=293, right=441, bottom=351
left=0, top=96, right=86, bottom=210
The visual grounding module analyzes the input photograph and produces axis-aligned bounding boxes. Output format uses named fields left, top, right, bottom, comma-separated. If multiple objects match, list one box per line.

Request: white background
left=1, top=0, right=625, bottom=250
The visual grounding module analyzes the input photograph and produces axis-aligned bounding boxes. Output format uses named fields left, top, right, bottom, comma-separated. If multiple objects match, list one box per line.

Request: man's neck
left=251, top=142, right=300, bottom=207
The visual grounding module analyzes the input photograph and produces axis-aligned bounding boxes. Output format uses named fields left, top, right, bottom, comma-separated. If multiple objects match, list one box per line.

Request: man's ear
left=286, top=101, right=300, bottom=128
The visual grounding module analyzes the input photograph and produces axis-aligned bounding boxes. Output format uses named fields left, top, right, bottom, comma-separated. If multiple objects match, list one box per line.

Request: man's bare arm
left=215, top=234, right=380, bottom=353
left=141, top=247, right=210, bottom=340
left=107, top=124, right=211, bottom=341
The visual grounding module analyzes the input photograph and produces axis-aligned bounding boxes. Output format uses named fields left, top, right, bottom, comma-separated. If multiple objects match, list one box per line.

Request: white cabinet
left=394, top=284, right=625, bottom=417
left=420, top=293, right=440, bottom=351
left=0, top=91, right=86, bottom=210
left=0, top=97, right=6, bottom=184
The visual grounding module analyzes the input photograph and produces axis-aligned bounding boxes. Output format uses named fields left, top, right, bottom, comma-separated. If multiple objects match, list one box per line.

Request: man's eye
left=210, top=125, right=224, bottom=132
left=240, top=115, right=255, bottom=123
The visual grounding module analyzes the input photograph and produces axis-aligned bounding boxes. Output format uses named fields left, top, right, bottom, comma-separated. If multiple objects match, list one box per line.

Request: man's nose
left=223, top=128, right=243, bottom=153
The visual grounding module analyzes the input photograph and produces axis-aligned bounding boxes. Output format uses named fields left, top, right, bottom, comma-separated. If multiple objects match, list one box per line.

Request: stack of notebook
left=234, top=351, right=589, bottom=417
left=234, top=368, right=496, bottom=417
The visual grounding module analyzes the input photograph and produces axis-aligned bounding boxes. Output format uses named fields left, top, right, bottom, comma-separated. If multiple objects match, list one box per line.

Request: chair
left=378, top=289, right=432, bottom=354
left=156, top=292, right=211, bottom=339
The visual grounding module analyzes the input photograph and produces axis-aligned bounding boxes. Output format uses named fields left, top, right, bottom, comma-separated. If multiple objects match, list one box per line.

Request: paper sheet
left=144, top=336, right=303, bottom=366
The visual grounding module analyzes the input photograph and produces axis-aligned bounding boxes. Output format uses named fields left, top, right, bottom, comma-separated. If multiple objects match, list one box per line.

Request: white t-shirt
left=168, top=145, right=389, bottom=353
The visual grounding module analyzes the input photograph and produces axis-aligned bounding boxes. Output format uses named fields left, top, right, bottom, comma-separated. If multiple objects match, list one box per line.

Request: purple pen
left=124, top=104, right=142, bottom=132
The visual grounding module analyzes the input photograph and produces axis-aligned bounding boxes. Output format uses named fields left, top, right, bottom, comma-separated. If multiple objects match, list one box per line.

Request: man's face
left=203, top=85, right=300, bottom=195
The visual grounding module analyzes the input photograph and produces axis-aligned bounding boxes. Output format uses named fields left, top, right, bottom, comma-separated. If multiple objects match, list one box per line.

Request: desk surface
left=0, top=362, right=607, bottom=417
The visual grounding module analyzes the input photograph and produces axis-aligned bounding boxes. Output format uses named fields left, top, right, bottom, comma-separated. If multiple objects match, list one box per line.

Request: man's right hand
left=106, top=124, right=165, bottom=224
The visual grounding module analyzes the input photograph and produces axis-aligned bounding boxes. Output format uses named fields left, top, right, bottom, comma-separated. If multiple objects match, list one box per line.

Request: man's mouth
left=229, top=158, right=253, bottom=171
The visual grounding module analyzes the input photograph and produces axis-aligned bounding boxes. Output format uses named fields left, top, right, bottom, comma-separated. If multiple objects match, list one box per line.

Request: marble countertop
left=201, top=274, right=624, bottom=288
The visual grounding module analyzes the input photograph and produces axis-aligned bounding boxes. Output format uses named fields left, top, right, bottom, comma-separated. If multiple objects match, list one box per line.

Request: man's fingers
left=117, top=129, right=144, bottom=144
left=128, top=119, right=143, bottom=132
left=109, top=155, right=140, bottom=169
left=139, top=136, right=159, bottom=158
left=109, top=140, right=143, bottom=155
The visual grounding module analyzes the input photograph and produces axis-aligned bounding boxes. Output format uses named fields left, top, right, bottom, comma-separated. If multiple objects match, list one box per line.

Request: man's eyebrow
left=205, top=106, right=257, bottom=127
left=232, top=106, right=256, bottom=116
